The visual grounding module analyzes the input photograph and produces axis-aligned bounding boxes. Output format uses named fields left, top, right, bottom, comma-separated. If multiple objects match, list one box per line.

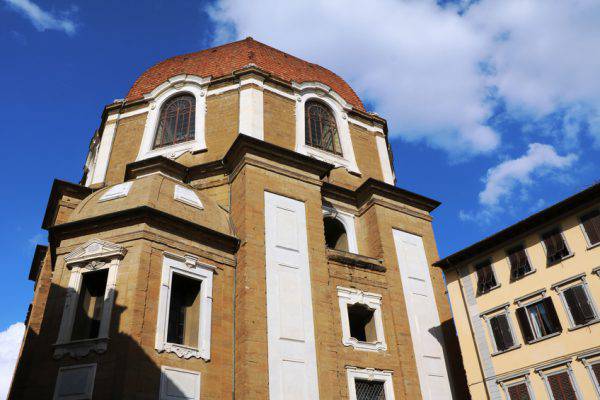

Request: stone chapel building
left=9, top=38, right=467, bottom=400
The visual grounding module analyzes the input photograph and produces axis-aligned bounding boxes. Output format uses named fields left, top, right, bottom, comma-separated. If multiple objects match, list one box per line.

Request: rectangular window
left=516, top=297, right=562, bottom=342
left=542, top=229, right=570, bottom=263
left=355, top=379, right=386, bottom=400
left=508, top=245, right=532, bottom=279
left=489, top=314, right=515, bottom=352
left=348, top=303, right=377, bottom=343
left=563, top=284, right=597, bottom=327
left=167, top=273, right=201, bottom=348
left=475, top=260, right=497, bottom=294
left=547, top=371, right=578, bottom=400
left=71, top=269, right=108, bottom=341
left=507, top=382, right=531, bottom=400
left=592, top=363, right=600, bottom=393
left=581, top=210, right=600, bottom=246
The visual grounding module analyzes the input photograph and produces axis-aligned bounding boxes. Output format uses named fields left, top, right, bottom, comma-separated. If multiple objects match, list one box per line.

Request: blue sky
left=0, top=0, right=598, bottom=363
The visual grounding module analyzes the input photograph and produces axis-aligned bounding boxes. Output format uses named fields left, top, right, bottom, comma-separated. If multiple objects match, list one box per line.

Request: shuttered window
left=507, top=382, right=531, bottom=400
left=542, top=229, right=570, bottom=263
left=581, top=210, right=600, bottom=246
left=475, top=260, right=497, bottom=294
left=563, top=284, right=597, bottom=326
left=516, top=297, right=562, bottom=342
left=355, top=379, right=386, bottom=400
left=592, top=363, right=600, bottom=390
left=508, top=245, right=532, bottom=279
left=547, top=371, right=578, bottom=400
left=489, top=313, right=514, bottom=352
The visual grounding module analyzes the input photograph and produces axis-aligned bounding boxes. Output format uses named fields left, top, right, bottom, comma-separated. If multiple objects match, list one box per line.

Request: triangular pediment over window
left=64, top=239, right=127, bottom=266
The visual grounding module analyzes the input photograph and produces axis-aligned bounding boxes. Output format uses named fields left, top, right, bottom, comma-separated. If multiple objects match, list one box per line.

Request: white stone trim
left=174, top=185, right=203, bottom=209
left=375, top=134, right=395, bottom=185
left=346, top=367, right=395, bottom=400
left=239, top=75, right=264, bottom=140
left=580, top=353, right=600, bottom=399
left=137, top=75, right=210, bottom=161
left=89, top=121, right=116, bottom=186
left=53, top=363, right=97, bottom=400
left=84, top=131, right=101, bottom=187
left=293, top=82, right=360, bottom=174
left=155, top=252, right=214, bottom=360
left=480, top=306, right=520, bottom=355
left=337, top=287, right=386, bottom=352
left=55, top=240, right=126, bottom=358
left=106, top=106, right=149, bottom=122
left=323, top=206, right=358, bottom=254
left=98, top=181, right=133, bottom=202
left=159, top=366, right=200, bottom=400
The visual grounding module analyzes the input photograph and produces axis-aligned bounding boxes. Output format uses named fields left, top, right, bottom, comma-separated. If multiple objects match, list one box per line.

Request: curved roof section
left=69, top=174, right=233, bottom=237
left=126, top=37, right=365, bottom=111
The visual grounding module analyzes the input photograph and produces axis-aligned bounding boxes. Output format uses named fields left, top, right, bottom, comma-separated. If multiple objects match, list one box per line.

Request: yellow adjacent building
left=436, top=184, right=600, bottom=400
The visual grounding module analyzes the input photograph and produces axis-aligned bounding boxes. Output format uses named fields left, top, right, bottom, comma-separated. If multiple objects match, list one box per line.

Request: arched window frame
left=137, top=75, right=210, bottom=161
left=294, top=82, right=360, bottom=175
left=323, top=205, right=358, bottom=254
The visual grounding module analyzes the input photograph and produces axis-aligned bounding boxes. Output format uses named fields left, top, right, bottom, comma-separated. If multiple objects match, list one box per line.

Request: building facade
left=436, top=184, right=600, bottom=400
left=9, top=38, right=467, bottom=400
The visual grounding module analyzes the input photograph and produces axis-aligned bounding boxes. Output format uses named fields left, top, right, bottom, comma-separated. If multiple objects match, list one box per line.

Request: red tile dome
left=126, top=37, right=365, bottom=111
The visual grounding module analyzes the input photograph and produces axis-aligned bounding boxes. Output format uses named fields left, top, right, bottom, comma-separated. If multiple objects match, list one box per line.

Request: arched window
left=153, top=95, right=196, bottom=149
left=305, top=100, right=342, bottom=155
left=324, top=216, right=348, bottom=251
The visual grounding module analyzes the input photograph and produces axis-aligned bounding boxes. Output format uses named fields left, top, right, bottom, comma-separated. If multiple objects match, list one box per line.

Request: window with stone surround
left=337, top=286, right=386, bottom=352
left=580, top=209, right=600, bottom=247
left=155, top=252, right=214, bottom=360
left=537, top=363, right=582, bottom=400
left=346, top=367, right=395, bottom=400
left=553, top=274, right=598, bottom=329
left=507, top=245, right=533, bottom=280
left=54, top=239, right=126, bottom=359
left=541, top=228, right=571, bottom=264
left=153, top=94, right=196, bottom=149
left=475, top=259, right=498, bottom=294
left=499, top=374, right=534, bottom=400
left=305, top=100, right=342, bottom=155
left=481, top=305, right=519, bottom=354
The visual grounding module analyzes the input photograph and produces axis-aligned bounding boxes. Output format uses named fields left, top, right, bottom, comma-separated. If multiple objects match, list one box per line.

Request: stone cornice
left=49, top=205, right=240, bottom=254
left=42, top=179, right=93, bottom=230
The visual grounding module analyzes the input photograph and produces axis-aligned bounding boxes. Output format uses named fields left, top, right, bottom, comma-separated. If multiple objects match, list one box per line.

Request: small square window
left=580, top=210, right=600, bottom=247
left=348, top=303, right=377, bottom=342
left=355, top=379, right=386, bottom=400
left=507, top=245, right=532, bottom=280
left=475, top=260, right=497, bottom=294
left=337, top=287, right=386, bottom=351
left=488, top=313, right=515, bottom=352
left=542, top=229, right=571, bottom=264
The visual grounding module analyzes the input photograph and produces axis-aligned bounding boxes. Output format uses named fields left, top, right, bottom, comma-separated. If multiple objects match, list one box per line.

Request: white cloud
left=0, top=323, right=25, bottom=400
left=479, top=143, right=577, bottom=206
left=207, top=0, right=600, bottom=154
left=4, top=0, right=76, bottom=35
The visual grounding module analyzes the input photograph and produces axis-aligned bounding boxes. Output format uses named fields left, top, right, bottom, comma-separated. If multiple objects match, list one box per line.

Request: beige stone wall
left=446, top=200, right=600, bottom=399
left=263, top=90, right=295, bottom=150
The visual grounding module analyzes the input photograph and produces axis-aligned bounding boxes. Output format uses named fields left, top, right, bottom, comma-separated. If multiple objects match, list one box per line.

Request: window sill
left=156, top=341, right=207, bottom=360
left=478, top=284, right=501, bottom=296
left=342, top=337, right=387, bottom=352
left=301, top=144, right=361, bottom=175
left=547, top=253, right=575, bottom=266
left=511, top=269, right=536, bottom=281
left=138, top=140, right=204, bottom=161
left=568, top=318, right=600, bottom=331
left=526, top=331, right=561, bottom=345
left=491, top=344, right=521, bottom=357
left=53, top=337, right=109, bottom=359
left=586, top=242, right=600, bottom=251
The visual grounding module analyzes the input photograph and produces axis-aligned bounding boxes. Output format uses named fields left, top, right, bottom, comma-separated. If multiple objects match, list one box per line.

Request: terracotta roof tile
left=126, top=37, right=365, bottom=111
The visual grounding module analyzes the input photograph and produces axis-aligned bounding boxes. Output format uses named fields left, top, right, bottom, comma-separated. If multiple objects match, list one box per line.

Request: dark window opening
left=508, top=245, right=532, bottom=280
left=547, top=372, right=577, bottom=400
left=563, top=284, right=596, bottom=326
left=348, top=303, right=377, bottom=342
left=507, top=382, right=531, bottom=400
left=355, top=379, right=386, bottom=400
left=154, top=95, right=196, bottom=149
left=475, top=260, right=497, bottom=294
left=71, top=269, right=108, bottom=341
left=581, top=210, right=600, bottom=246
left=324, top=217, right=349, bottom=251
left=489, top=314, right=514, bottom=352
left=542, top=229, right=570, bottom=263
left=305, top=100, right=342, bottom=155
left=167, top=273, right=201, bottom=348
left=516, top=297, right=562, bottom=343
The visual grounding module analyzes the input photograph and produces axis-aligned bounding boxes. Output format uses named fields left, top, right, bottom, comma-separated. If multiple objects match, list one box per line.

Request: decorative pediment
left=64, top=239, right=127, bottom=266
